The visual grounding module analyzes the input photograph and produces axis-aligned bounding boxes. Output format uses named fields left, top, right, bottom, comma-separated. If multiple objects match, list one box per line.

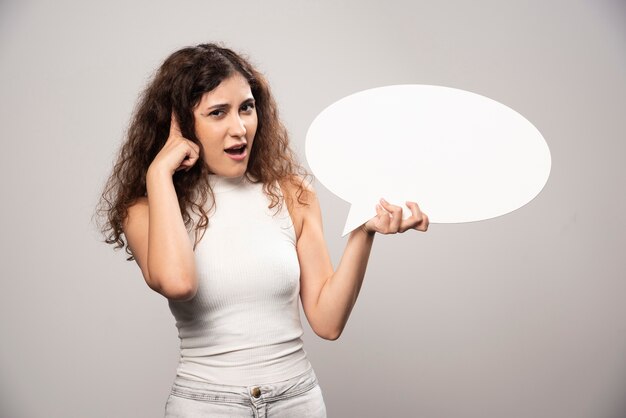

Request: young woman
left=96, top=43, right=428, bottom=417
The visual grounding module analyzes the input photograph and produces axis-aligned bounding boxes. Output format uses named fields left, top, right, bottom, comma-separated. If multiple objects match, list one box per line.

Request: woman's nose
left=228, top=114, right=247, bottom=137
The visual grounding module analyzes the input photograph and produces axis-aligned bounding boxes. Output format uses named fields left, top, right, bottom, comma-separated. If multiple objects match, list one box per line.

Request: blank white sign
left=305, top=85, right=552, bottom=236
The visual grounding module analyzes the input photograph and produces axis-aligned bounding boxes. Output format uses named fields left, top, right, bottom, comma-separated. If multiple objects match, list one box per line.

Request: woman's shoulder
left=279, top=174, right=315, bottom=205
left=278, top=174, right=317, bottom=241
left=124, top=196, right=149, bottom=220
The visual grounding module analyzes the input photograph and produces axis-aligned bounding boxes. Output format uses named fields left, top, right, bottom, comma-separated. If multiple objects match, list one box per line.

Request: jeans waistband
left=171, top=366, right=318, bottom=404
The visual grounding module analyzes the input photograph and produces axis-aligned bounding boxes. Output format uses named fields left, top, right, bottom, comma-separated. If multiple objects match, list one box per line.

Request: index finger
left=170, top=112, right=182, bottom=137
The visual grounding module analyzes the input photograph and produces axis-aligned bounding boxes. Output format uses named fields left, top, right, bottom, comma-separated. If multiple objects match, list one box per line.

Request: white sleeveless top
left=168, top=174, right=312, bottom=385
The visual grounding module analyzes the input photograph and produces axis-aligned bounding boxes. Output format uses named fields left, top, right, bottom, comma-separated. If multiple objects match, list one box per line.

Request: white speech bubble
left=305, top=85, right=551, bottom=236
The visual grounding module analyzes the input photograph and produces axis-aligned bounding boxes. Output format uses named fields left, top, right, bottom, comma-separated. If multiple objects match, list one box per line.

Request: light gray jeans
left=164, top=367, right=327, bottom=417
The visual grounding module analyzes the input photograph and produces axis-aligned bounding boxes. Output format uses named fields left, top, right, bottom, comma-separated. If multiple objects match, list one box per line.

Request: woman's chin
left=208, top=164, right=248, bottom=178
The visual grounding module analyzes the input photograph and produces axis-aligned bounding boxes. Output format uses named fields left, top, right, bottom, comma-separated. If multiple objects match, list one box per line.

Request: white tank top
left=168, top=174, right=312, bottom=385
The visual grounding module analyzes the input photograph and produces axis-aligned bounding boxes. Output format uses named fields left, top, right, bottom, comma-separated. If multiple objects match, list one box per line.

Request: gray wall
left=1, top=0, right=625, bottom=417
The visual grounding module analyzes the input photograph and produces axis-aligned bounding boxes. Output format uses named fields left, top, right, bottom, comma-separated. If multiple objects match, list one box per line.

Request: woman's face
left=193, top=72, right=258, bottom=177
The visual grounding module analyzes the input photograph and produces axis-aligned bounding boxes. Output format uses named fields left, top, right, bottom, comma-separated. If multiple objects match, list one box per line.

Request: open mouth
left=224, top=144, right=246, bottom=155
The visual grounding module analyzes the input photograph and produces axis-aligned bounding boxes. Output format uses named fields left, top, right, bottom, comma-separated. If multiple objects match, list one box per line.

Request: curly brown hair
left=94, top=43, right=310, bottom=261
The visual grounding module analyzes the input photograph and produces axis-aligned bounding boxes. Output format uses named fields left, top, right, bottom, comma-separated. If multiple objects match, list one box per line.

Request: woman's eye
left=209, top=109, right=225, bottom=117
left=241, top=103, right=255, bottom=112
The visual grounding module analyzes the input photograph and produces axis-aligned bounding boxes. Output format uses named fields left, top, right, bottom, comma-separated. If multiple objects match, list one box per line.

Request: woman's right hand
left=149, top=113, right=201, bottom=176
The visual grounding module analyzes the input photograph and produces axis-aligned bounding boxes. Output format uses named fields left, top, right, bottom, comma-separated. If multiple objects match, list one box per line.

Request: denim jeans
left=164, top=367, right=327, bottom=417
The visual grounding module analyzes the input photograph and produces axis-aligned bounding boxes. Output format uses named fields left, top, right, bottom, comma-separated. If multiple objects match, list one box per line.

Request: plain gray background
left=1, top=0, right=625, bottom=417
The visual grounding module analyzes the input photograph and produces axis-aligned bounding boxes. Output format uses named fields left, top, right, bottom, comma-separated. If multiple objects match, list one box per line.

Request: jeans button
left=251, top=387, right=261, bottom=398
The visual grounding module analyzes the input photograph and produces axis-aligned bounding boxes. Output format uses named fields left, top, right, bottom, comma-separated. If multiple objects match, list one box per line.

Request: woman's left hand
left=362, top=198, right=429, bottom=235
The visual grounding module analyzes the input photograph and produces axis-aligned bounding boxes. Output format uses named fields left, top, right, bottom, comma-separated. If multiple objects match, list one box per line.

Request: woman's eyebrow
left=205, top=98, right=254, bottom=111
left=206, top=103, right=230, bottom=110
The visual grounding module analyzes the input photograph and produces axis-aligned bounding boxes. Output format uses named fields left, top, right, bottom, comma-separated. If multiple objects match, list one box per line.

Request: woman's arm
left=122, top=115, right=200, bottom=301
left=295, top=185, right=428, bottom=340
left=122, top=168, right=198, bottom=301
